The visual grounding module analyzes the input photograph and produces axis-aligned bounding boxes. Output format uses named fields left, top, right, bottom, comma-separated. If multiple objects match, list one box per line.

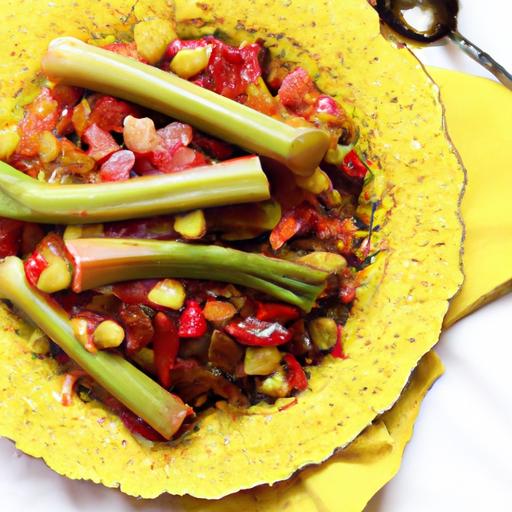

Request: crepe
left=0, top=0, right=464, bottom=498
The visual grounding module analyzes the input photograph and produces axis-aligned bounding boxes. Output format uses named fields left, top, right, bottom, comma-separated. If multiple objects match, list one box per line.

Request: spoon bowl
left=374, top=0, right=512, bottom=89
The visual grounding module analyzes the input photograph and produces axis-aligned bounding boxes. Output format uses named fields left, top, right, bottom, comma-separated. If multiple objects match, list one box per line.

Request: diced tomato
left=104, top=218, right=176, bottom=240
left=20, top=223, right=45, bottom=256
left=255, top=302, right=300, bottom=324
left=277, top=67, right=315, bottom=110
left=225, top=317, right=292, bottom=346
left=100, top=150, right=135, bottom=182
left=103, top=42, right=147, bottom=63
left=178, top=300, right=207, bottom=338
left=50, top=85, right=83, bottom=109
left=89, top=96, right=140, bottom=133
left=166, top=37, right=263, bottom=101
left=283, top=354, right=308, bottom=391
left=0, top=218, right=24, bottom=258
left=153, top=312, right=180, bottom=388
left=82, top=123, right=120, bottom=162
left=192, top=133, right=234, bottom=160
left=119, top=304, right=155, bottom=354
left=269, top=203, right=318, bottom=251
left=340, top=150, right=368, bottom=179
left=331, top=324, right=347, bottom=359
left=16, top=88, right=59, bottom=157
left=111, top=279, right=158, bottom=305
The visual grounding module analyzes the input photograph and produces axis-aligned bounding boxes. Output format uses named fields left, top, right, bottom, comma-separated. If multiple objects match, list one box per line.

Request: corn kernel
left=256, top=368, right=290, bottom=398
left=93, top=320, right=125, bottom=349
left=134, top=19, right=177, bottom=64
left=170, top=46, right=211, bottom=79
left=0, top=127, right=20, bottom=160
left=148, top=279, right=186, bottom=310
left=308, top=317, right=337, bottom=350
left=174, top=209, right=206, bottom=239
left=244, top=347, right=282, bottom=376
left=38, top=131, right=60, bottom=163
left=36, top=258, right=72, bottom=293
left=28, top=328, right=50, bottom=355
left=295, top=168, right=331, bottom=194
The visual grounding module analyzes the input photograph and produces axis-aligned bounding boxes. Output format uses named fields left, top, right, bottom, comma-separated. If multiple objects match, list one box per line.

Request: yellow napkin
left=431, top=69, right=512, bottom=327
left=171, top=69, right=512, bottom=512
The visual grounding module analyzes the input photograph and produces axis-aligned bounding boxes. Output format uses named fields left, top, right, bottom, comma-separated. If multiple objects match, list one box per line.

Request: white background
left=1, top=1, right=511, bottom=510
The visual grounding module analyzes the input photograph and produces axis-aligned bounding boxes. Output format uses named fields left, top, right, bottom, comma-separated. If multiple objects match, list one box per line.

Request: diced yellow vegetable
left=174, top=209, right=206, bottom=239
left=203, top=300, right=237, bottom=323
left=36, top=258, right=72, bottom=293
left=93, top=320, right=125, bottom=349
left=244, top=346, right=282, bottom=376
left=148, top=279, right=186, bottom=310
left=134, top=19, right=177, bottom=64
left=38, top=131, right=60, bottom=163
left=256, top=368, right=290, bottom=398
left=308, top=317, right=337, bottom=350
left=28, top=328, right=50, bottom=355
left=0, top=127, right=20, bottom=160
left=295, top=167, right=331, bottom=194
left=130, top=347, right=156, bottom=374
left=70, top=317, right=89, bottom=348
left=297, top=251, right=347, bottom=273
left=63, top=223, right=104, bottom=240
left=170, top=46, right=211, bottom=79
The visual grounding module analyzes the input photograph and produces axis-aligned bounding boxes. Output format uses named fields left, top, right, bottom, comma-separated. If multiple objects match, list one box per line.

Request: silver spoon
left=374, top=0, right=512, bottom=90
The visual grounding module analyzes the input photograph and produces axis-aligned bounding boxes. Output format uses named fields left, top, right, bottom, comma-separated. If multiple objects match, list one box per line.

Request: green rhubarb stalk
left=42, top=37, right=330, bottom=176
left=66, top=238, right=328, bottom=312
left=0, top=256, right=189, bottom=439
left=0, top=157, right=269, bottom=224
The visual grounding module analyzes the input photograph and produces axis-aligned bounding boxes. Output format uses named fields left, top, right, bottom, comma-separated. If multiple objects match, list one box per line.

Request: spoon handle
left=449, top=31, right=512, bottom=90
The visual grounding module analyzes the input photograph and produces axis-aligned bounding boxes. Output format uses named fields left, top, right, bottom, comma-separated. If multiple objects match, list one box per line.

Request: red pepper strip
left=225, top=316, right=292, bottom=346
left=340, top=150, right=367, bottom=179
left=255, top=302, right=300, bottom=324
left=283, top=354, right=308, bottom=391
left=153, top=312, right=180, bottom=388
left=178, top=300, right=207, bottom=338
left=331, top=324, right=347, bottom=359
left=60, top=369, right=88, bottom=406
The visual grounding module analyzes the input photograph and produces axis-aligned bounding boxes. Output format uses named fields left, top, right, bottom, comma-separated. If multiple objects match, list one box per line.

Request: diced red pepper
left=100, top=149, right=135, bottom=182
left=24, top=233, right=72, bottom=287
left=340, top=150, right=368, bottom=179
left=82, top=123, right=120, bottom=162
left=89, top=96, right=140, bottom=133
left=24, top=251, right=48, bottom=287
left=283, top=353, right=308, bottom=391
left=111, top=279, right=157, bottom=305
left=277, top=67, right=315, bottom=110
left=225, top=316, right=292, bottom=346
left=255, top=302, right=300, bottom=324
left=0, top=218, right=24, bottom=258
left=178, top=300, right=207, bottom=338
left=331, top=324, right=347, bottom=359
left=153, top=312, right=180, bottom=388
